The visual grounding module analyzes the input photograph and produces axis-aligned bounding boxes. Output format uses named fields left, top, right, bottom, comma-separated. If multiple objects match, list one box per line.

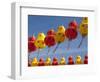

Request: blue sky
left=28, top=15, right=88, bottom=63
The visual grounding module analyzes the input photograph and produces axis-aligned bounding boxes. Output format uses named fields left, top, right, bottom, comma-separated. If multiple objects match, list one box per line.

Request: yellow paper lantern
left=35, top=32, right=46, bottom=49
left=82, top=17, right=88, bottom=24
left=79, top=23, right=88, bottom=37
left=57, top=25, right=65, bottom=33
left=32, top=57, right=38, bottom=66
left=75, top=55, right=82, bottom=64
left=34, top=39, right=46, bottom=49
left=60, top=57, right=66, bottom=65
left=37, top=32, right=45, bottom=40
left=45, top=57, right=51, bottom=65
left=53, top=25, right=66, bottom=53
left=55, top=32, right=66, bottom=43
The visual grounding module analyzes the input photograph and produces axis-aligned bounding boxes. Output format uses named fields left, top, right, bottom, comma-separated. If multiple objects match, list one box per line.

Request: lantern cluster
left=28, top=55, right=88, bottom=66
left=28, top=17, right=88, bottom=66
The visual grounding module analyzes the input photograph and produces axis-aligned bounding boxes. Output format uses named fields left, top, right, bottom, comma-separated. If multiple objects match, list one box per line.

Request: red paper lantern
left=52, top=57, right=58, bottom=65
left=68, top=56, right=74, bottom=65
left=28, top=35, right=37, bottom=53
left=69, top=20, right=78, bottom=30
left=38, top=58, right=45, bottom=66
left=84, top=55, right=88, bottom=64
left=47, top=29, right=55, bottom=35
left=28, top=41, right=37, bottom=53
left=44, top=35, right=56, bottom=47
left=65, top=28, right=77, bottom=40
left=28, top=36, right=36, bottom=42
